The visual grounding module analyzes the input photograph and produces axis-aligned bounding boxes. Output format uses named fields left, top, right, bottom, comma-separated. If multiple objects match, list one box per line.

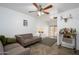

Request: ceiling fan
left=28, top=3, right=53, bottom=16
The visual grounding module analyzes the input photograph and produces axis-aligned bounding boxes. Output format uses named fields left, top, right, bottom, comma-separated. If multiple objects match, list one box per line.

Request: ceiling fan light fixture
left=41, top=12, right=44, bottom=15
left=38, top=11, right=41, bottom=16
left=38, top=11, right=44, bottom=16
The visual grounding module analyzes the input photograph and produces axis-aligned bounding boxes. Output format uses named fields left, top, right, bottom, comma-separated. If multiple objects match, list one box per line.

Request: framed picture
left=23, top=20, right=28, bottom=26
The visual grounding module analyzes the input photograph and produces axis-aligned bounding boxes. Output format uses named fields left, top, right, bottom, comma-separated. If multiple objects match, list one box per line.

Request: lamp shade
left=37, top=27, right=44, bottom=33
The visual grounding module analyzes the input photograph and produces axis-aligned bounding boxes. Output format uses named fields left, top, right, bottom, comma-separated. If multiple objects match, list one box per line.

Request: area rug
left=41, top=37, right=57, bottom=46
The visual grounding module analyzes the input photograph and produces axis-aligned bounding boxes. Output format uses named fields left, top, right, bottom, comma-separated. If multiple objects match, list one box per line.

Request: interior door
left=48, top=26, right=57, bottom=38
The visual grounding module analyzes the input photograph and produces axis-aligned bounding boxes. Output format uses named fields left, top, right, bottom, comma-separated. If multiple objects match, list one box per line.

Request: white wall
left=35, top=16, right=49, bottom=37
left=58, top=8, right=79, bottom=32
left=35, top=14, right=58, bottom=37
left=0, top=6, right=38, bottom=37
left=57, top=8, right=79, bottom=50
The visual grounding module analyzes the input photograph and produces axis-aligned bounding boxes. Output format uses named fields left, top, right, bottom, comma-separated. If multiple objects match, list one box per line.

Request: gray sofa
left=15, top=33, right=41, bottom=47
left=0, top=40, right=30, bottom=55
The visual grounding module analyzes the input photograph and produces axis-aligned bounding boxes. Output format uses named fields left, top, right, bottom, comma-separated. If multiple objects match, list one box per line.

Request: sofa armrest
left=33, top=36, right=41, bottom=41
left=33, top=36, right=41, bottom=38
left=15, top=36, right=24, bottom=46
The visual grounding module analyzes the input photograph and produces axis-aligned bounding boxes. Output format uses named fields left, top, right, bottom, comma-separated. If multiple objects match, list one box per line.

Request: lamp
left=61, top=14, right=72, bottom=22
left=37, top=27, right=44, bottom=37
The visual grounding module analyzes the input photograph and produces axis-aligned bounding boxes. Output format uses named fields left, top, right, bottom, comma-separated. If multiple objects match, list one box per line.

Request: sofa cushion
left=22, top=38, right=41, bottom=46
left=32, top=36, right=40, bottom=40
left=23, top=39, right=34, bottom=44
left=0, top=40, right=4, bottom=55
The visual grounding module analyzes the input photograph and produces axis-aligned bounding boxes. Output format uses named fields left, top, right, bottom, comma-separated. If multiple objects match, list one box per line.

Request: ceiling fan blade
left=43, top=11, right=49, bottom=14
left=28, top=11, right=37, bottom=13
left=43, top=5, right=53, bottom=10
left=33, top=3, right=39, bottom=9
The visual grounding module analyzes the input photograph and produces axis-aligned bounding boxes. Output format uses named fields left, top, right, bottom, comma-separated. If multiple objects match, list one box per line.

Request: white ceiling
left=0, top=3, right=79, bottom=17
